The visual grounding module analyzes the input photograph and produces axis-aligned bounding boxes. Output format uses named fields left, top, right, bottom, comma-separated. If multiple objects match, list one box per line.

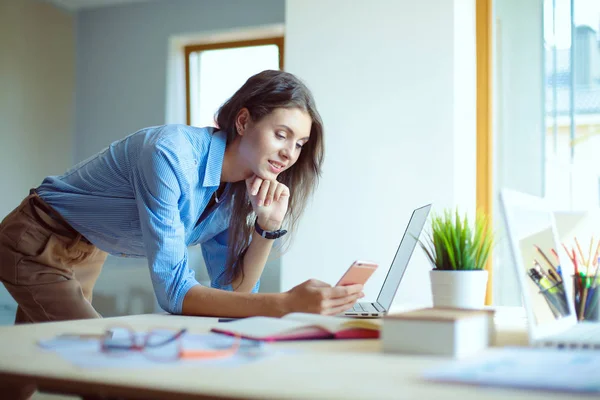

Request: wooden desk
left=0, top=314, right=584, bottom=399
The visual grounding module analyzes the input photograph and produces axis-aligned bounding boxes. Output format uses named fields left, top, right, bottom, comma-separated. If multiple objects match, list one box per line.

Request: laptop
left=342, top=204, right=432, bottom=318
left=500, top=189, right=600, bottom=348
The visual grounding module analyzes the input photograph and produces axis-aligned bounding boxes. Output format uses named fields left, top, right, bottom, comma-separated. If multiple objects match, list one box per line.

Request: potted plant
left=419, top=209, right=494, bottom=309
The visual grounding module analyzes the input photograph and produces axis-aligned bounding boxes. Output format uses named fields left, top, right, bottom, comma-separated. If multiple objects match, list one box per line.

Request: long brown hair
left=215, top=70, right=324, bottom=288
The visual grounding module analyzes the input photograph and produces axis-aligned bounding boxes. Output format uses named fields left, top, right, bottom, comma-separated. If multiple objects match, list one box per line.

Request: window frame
left=477, top=0, right=493, bottom=305
left=184, top=37, right=285, bottom=125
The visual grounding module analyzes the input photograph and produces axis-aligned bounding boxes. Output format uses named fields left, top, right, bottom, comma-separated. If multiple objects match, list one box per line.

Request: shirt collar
left=202, top=129, right=227, bottom=188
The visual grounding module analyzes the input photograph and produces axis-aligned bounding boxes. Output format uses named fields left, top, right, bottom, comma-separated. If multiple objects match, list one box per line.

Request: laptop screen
left=505, top=203, right=573, bottom=328
left=376, top=204, right=432, bottom=309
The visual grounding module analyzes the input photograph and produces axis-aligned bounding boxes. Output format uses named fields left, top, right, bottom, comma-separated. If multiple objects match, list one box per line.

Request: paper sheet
left=423, top=347, right=600, bottom=393
left=38, top=332, right=282, bottom=368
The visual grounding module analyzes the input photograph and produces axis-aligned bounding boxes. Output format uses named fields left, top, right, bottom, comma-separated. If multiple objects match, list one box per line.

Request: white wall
left=284, top=0, right=476, bottom=308
left=493, top=0, right=544, bottom=305
left=0, top=0, right=74, bottom=323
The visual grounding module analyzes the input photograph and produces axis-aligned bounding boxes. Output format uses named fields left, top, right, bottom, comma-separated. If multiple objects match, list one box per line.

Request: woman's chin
left=255, top=167, right=278, bottom=180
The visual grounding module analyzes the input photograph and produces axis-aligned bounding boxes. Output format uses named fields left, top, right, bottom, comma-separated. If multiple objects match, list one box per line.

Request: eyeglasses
left=100, top=326, right=242, bottom=362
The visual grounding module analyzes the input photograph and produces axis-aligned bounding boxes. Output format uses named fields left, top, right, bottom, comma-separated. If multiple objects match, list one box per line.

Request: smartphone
left=336, top=260, right=378, bottom=286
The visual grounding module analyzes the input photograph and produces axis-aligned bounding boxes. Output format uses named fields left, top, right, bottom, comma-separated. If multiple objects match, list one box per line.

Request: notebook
left=211, top=313, right=381, bottom=341
left=343, top=204, right=432, bottom=317
left=499, top=189, right=600, bottom=348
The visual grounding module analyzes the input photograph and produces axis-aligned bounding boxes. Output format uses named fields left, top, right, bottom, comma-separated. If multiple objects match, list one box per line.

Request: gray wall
left=0, top=0, right=75, bottom=323
left=75, top=0, right=286, bottom=316
left=76, top=0, right=285, bottom=160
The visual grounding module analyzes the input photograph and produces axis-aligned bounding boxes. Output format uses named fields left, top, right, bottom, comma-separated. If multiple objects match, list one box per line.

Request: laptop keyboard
left=546, top=322, right=600, bottom=348
left=346, top=302, right=380, bottom=313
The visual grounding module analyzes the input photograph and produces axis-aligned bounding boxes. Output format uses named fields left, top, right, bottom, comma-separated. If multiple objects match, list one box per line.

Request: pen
left=528, top=268, right=557, bottom=293
left=547, top=269, right=561, bottom=283
left=533, top=261, right=550, bottom=279
left=529, top=269, right=568, bottom=317
left=593, top=259, right=600, bottom=289
left=218, top=318, right=240, bottom=323
left=584, top=285, right=595, bottom=320
left=579, top=275, right=591, bottom=321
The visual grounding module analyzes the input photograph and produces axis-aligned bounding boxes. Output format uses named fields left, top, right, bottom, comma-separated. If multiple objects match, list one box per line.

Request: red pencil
left=551, top=248, right=559, bottom=261
left=563, top=243, right=575, bottom=265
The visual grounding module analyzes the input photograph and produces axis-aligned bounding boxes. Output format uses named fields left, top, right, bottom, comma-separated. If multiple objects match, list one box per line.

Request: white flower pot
left=430, top=270, right=489, bottom=309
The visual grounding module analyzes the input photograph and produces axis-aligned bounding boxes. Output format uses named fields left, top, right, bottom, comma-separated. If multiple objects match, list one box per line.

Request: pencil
left=593, top=260, right=600, bottom=289
left=534, top=246, right=562, bottom=282
left=563, top=243, right=576, bottom=265
left=593, top=240, right=600, bottom=267
left=547, top=269, right=561, bottom=283
left=587, top=237, right=594, bottom=267
left=575, top=237, right=586, bottom=267
left=551, top=248, right=560, bottom=262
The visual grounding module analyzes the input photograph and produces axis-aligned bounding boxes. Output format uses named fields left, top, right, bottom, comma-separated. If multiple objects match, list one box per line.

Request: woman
left=0, top=70, right=364, bottom=323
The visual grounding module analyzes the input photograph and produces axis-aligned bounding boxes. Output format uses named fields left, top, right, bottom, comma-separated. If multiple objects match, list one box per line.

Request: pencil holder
left=572, top=276, right=600, bottom=322
left=538, top=282, right=570, bottom=319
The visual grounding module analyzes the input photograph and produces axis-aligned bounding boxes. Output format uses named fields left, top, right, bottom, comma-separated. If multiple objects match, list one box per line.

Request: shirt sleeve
left=131, top=141, right=200, bottom=314
left=201, top=229, right=260, bottom=293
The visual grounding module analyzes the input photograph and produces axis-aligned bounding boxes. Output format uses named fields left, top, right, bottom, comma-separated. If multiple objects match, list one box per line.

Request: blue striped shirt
left=37, top=124, right=259, bottom=314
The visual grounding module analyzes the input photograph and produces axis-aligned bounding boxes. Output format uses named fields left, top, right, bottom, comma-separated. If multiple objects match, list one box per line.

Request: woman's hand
left=246, top=175, right=290, bottom=231
left=282, top=279, right=365, bottom=315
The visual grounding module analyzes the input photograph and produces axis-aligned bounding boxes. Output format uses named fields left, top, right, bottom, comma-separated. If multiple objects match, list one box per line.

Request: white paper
left=423, top=347, right=600, bottom=393
left=38, top=332, right=282, bottom=368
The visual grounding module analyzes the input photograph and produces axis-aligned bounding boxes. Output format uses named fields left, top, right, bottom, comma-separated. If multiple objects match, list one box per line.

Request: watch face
left=264, top=230, right=287, bottom=239
left=272, top=230, right=287, bottom=239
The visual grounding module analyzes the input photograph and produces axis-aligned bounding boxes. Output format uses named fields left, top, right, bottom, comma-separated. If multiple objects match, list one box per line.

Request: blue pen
left=584, top=286, right=595, bottom=320
left=556, top=265, right=563, bottom=278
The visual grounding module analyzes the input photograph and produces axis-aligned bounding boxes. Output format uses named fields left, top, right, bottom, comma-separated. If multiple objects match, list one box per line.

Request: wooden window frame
left=476, top=0, right=493, bottom=305
left=184, top=37, right=285, bottom=125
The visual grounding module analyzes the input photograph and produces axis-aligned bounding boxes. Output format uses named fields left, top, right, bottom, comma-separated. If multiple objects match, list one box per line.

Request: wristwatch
left=254, top=219, right=287, bottom=239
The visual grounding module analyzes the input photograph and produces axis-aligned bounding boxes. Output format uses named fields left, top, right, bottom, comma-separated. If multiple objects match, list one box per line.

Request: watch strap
left=254, top=219, right=287, bottom=239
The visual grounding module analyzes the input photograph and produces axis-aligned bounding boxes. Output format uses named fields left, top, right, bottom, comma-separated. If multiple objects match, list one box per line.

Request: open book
left=211, top=313, right=381, bottom=341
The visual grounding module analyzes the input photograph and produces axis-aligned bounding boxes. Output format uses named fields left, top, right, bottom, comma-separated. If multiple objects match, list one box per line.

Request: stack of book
left=382, top=307, right=495, bottom=358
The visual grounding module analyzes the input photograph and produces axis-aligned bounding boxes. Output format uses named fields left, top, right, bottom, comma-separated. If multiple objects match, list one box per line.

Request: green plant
left=419, top=209, right=494, bottom=271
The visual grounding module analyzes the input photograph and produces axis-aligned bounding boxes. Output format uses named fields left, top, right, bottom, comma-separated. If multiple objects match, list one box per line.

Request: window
left=185, top=37, right=284, bottom=127
left=544, top=0, right=600, bottom=210
left=493, top=0, right=600, bottom=306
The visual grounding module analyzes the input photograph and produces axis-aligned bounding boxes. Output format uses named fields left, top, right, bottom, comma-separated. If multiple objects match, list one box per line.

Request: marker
left=529, top=268, right=557, bottom=293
